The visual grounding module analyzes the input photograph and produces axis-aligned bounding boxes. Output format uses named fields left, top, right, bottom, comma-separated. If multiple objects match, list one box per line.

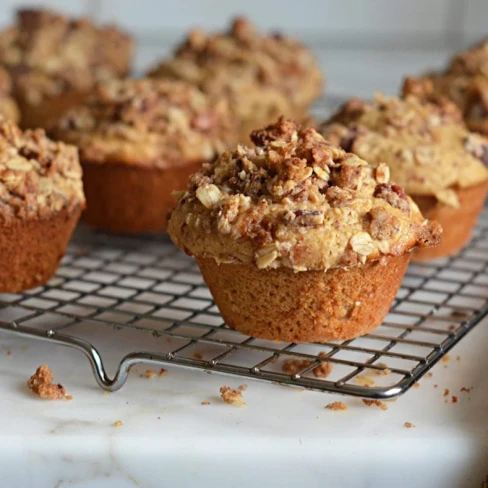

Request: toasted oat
left=114, top=420, right=123, bottom=427
left=220, top=386, right=246, bottom=407
left=362, top=399, right=388, bottom=410
left=27, top=365, right=70, bottom=400
left=354, top=375, right=375, bottom=387
left=404, top=422, right=416, bottom=429
left=281, top=353, right=333, bottom=379
left=325, top=401, right=348, bottom=411
left=201, top=401, right=211, bottom=406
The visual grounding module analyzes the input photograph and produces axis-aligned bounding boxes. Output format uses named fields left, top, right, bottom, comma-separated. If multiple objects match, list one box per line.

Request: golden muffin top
left=53, top=78, right=237, bottom=167
left=0, top=120, right=85, bottom=223
left=168, top=118, right=441, bottom=272
left=319, top=84, right=488, bottom=208
left=0, top=8, right=133, bottom=104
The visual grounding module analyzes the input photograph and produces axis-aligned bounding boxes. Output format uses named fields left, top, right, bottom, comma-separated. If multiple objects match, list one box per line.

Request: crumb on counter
left=444, top=388, right=450, bottom=397
left=142, top=369, right=157, bottom=379
left=159, top=368, right=168, bottom=377
left=441, top=354, right=451, bottom=363
left=220, top=386, right=246, bottom=407
left=114, top=420, right=123, bottom=427
left=460, top=386, right=473, bottom=393
left=404, top=422, right=416, bottom=429
left=413, top=382, right=420, bottom=389
left=6, top=349, right=12, bottom=356
left=238, top=384, right=248, bottom=391
left=103, top=391, right=110, bottom=396
left=425, top=372, right=433, bottom=378
left=456, top=355, right=461, bottom=361
left=201, top=401, right=210, bottom=406
left=27, top=365, right=70, bottom=400
left=325, top=401, right=348, bottom=411
left=362, top=399, right=388, bottom=410
left=452, top=396, right=458, bottom=404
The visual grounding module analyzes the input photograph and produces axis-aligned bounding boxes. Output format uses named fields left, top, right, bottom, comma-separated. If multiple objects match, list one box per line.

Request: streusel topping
left=319, top=87, right=488, bottom=207
left=149, top=18, right=323, bottom=126
left=0, top=120, right=85, bottom=223
left=0, top=8, right=133, bottom=104
left=168, top=118, right=440, bottom=271
left=54, top=78, right=236, bottom=166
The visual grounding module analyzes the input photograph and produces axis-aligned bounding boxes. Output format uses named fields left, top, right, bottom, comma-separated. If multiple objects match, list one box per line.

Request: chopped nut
left=220, top=386, right=246, bottom=407
left=375, top=163, right=390, bottom=184
left=27, top=365, right=70, bottom=400
left=325, top=401, right=348, bottom=411
left=196, top=184, right=222, bottom=208
left=362, top=399, right=388, bottom=410
left=350, top=232, right=375, bottom=256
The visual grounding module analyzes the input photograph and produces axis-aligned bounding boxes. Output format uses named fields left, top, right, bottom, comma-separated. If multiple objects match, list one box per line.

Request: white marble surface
left=1, top=312, right=488, bottom=488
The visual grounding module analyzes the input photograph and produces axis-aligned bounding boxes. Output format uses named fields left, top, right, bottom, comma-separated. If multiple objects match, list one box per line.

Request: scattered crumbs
left=441, top=354, right=451, bottom=363
left=425, top=372, right=433, bottom=379
left=313, top=352, right=333, bottom=378
left=103, top=391, right=110, bottom=396
left=444, top=388, right=450, bottom=397
left=192, top=353, right=203, bottom=360
left=65, top=395, right=73, bottom=401
left=6, top=349, right=12, bottom=356
left=460, top=387, right=473, bottom=393
left=325, top=401, right=348, bottom=411
left=404, top=422, right=416, bottom=429
left=456, top=355, right=461, bottom=362
left=220, top=386, right=246, bottom=407
left=114, top=420, right=123, bottom=428
left=413, top=383, right=420, bottom=389
left=452, top=396, right=458, bottom=404
left=282, top=352, right=332, bottom=379
left=450, top=310, right=469, bottom=319
left=142, top=369, right=157, bottom=379
left=159, top=368, right=168, bottom=377
left=27, top=365, right=70, bottom=400
left=362, top=399, right=388, bottom=411
left=354, top=375, right=375, bottom=387
left=238, top=384, right=248, bottom=391
left=201, top=401, right=211, bottom=406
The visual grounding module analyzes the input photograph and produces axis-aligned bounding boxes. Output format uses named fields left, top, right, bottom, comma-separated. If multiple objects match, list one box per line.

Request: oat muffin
left=320, top=84, right=488, bottom=260
left=168, top=118, right=441, bottom=343
left=0, top=8, right=133, bottom=130
left=0, top=120, right=85, bottom=292
left=53, top=78, right=236, bottom=234
left=148, top=17, right=323, bottom=144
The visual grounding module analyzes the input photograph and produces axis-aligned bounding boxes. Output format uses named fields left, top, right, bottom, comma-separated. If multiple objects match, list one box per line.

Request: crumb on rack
left=450, top=310, right=469, bottom=319
left=282, top=352, right=333, bottom=378
left=220, top=386, right=246, bottom=407
left=460, top=386, right=473, bottom=393
left=114, top=420, right=123, bottom=427
left=325, top=401, right=348, bottom=411
left=192, top=353, right=203, bottom=360
left=201, top=401, right=210, bottom=406
left=313, top=352, right=334, bottom=378
left=404, top=422, right=416, bottom=429
left=142, top=369, right=157, bottom=379
left=27, top=365, right=71, bottom=400
left=452, top=396, right=458, bottom=404
left=362, top=399, right=388, bottom=410
left=444, top=388, right=450, bottom=397
left=354, top=375, right=375, bottom=387
left=159, top=368, right=168, bottom=377
left=368, top=363, right=391, bottom=376
left=238, top=384, right=248, bottom=391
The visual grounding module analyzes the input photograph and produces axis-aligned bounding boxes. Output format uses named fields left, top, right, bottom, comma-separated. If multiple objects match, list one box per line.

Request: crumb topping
left=0, top=120, right=85, bottom=223
left=54, top=78, right=236, bottom=167
left=27, top=364, right=70, bottom=400
left=325, top=401, right=348, bottom=411
left=149, top=17, right=323, bottom=129
left=219, top=385, right=246, bottom=407
left=320, top=87, right=488, bottom=206
left=169, top=118, right=441, bottom=272
left=0, top=8, right=133, bottom=104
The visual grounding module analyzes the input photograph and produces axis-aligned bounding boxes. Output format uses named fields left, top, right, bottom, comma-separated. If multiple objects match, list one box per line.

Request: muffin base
left=0, top=207, right=81, bottom=293
left=18, top=90, right=89, bottom=130
left=197, top=254, right=411, bottom=343
left=412, top=181, right=488, bottom=261
left=81, top=160, right=202, bottom=234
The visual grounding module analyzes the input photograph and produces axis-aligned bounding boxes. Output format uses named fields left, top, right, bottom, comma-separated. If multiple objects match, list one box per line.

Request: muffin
left=148, top=17, right=323, bottom=143
left=0, top=67, right=19, bottom=122
left=319, top=84, right=488, bottom=260
left=0, top=120, right=85, bottom=292
left=53, top=78, right=237, bottom=234
left=168, top=118, right=441, bottom=343
left=0, top=8, right=133, bottom=130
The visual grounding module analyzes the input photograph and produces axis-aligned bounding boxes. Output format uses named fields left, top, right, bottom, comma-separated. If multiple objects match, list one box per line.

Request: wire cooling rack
left=1, top=209, right=488, bottom=399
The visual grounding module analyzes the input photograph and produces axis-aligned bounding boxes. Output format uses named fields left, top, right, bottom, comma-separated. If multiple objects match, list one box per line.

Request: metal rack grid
left=2, top=209, right=488, bottom=399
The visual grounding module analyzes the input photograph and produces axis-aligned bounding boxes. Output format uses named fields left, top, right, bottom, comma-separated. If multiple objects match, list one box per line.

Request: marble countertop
left=1, top=312, right=488, bottom=488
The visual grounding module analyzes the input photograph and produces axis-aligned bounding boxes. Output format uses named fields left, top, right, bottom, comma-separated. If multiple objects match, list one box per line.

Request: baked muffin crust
left=0, top=8, right=133, bottom=106
left=319, top=87, right=488, bottom=208
left=54, top=78, right=236, bottom=167
left=168, top=118, right=440, bottom=271
left=149, top=18, right=323, bottom=132
left=0, top=120, right=84, bottom=223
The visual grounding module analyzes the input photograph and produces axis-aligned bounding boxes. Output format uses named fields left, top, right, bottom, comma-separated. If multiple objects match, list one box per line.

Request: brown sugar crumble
left=362, top=399, right=388, bottom=411
left=27, top=365, right=70, bottom=400
left=441, top=354, right=451, bottom=363
left=325, top=401, right=348, bottom=411
left=404, top=422, right=416, bottom=429
left=114, top=420, right=123, bottom=427
left=220, top=386, right=246, bottom=407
